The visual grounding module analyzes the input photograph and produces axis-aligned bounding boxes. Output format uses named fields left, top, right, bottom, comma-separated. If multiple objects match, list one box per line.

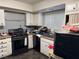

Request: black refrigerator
left=54, top=32, right=79, bottom=59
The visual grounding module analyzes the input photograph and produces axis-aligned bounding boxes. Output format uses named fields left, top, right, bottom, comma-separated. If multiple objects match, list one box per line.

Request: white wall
left=0, top=0, right=33, bottom=12
left=0, top=0, right=78, bottom=12
left=33, top=0, right=79, bottom=11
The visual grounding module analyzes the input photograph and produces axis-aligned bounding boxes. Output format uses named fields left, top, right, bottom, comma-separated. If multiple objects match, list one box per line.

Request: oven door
left=12, top=39, right=25, bottom=50
left=12, top=36, right=28, bottom=55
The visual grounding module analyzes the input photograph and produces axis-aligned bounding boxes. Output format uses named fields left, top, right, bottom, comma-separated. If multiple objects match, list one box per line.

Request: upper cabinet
left=37, top=13, right=43, bottom=26
left=0, top=9, right=5, bottom=26
left=26, top=12, right=43, bottom=26
left=65, top=3, right=79, bottom=14
left=66, top=3, right=76, bottom=12
left=33, top=13, right=43, bottom=26
left=77, top=2, right=79, bottom=11
left=26, top=12, right=35, bottom=25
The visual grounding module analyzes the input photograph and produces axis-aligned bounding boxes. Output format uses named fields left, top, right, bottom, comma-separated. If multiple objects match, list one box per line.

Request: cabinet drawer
left=0, top=44, right=7, bottom=49
left=41, top=38, right=54, bottom=44
left=0, top=40, right=7, bottom=44
left=0, top=52, right=7, bottom=58
left=0, top=48, right=7, bottom=53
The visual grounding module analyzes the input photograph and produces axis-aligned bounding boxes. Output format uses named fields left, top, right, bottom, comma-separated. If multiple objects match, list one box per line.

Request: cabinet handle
left=1, top=50, right=3, bottom=52
left=73, top=7, right=75, bottom=9
left=1, top=46, right=3, bottom=48
left=2, top=54, right=3, bottom=56
left=1, top=42, right=3, bottom=44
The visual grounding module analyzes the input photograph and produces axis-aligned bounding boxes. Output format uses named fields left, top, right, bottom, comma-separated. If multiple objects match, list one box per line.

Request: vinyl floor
left=2, top=49, right=49, bottom=59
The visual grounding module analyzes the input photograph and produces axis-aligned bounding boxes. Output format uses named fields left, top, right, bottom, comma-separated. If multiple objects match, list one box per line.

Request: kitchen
left=0, top=0, right=79, bottom=59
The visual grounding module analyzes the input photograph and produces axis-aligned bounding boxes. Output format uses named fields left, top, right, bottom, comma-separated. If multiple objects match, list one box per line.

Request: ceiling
left=15, top=0, right=44, bottom=4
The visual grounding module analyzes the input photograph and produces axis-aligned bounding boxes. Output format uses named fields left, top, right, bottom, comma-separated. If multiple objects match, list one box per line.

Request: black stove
left=9, top=28, right=28, bottom=55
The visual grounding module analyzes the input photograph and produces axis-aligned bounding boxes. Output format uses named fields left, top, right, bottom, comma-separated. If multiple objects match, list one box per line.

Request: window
left=0, top=12, right=26, bottom=32
left=43, top=9, right=65, bottom=31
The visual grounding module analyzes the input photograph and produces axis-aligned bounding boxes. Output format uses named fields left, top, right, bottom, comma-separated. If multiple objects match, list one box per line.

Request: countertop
left=0, top=35, right=11, bottom=40
left=55, top=31, right=79, bottom=36
left=28, top=32, right=54, bottom=41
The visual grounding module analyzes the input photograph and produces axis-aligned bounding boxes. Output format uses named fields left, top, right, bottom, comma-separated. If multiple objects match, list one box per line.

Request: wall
left=0, top=0, right=33, bottom=12
left=33, top=0, right=79, bottom=11
left=32, top=0, right=79, bottom=28
left=0, top=0, right=33, bottom=32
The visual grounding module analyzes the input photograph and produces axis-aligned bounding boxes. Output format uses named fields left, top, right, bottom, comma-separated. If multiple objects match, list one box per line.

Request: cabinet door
left=0, top=52, right=7, bottom=58
left=28, top=35, right=33, bottom=49
left=66, top=3, right=76, bottom=13
left=41, top=38, right=54, bottom=56
left=0, top=48, right=7, bottom=53
left=37, top=13, right=43, bottom=25
left=44, top=42, right=49, bottom=56
left=41, top=40, right=47, bottom=55
left=26, top=13, right=31, bottom=25
left=6, top=38, right=12, bottom=55
left=0, top=9, right=5, bottom=26
left=26, top=13, right=34, bottom=25
left=77, top=2, right=79, bottom=11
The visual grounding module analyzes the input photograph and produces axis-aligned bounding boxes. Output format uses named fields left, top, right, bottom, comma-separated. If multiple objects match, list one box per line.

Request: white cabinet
left=33, top=13, right=43, bottom=25
left=66, top=3, right=76, bottom=12
left=41, top=40, right=49, bottom=56
left=26, top=12, right=31, bottom=25
left=0, top=38, right=12, bottom=58
left=26, top=12, right=34, bottom=25
left=77, top=2, right=79, bottom=11
left=28, top=34, right=33, bottom=49
left=37, top=13, right=43, bottom=25
left=6, top=38, right=12, bottom=55
left=41, top=37, right=54, bottom=57
left=65, top=3, right=79, bottom=14
left=0, top=9, right=5, bottom=26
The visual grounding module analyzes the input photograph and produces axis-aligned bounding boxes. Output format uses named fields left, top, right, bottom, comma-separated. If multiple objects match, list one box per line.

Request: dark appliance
left=33, top=35, right=40, bottom=52
left=10, top=28, right=28, bottom=55
left=54, top=32, right=79, bottom=59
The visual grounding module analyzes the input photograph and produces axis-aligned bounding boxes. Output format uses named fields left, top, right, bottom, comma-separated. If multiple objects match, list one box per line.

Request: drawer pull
left=0, top=46, right=7, bottom=49
left=1, top=50, right=3, bottom=52
left=2, top=54, right=3, bottom=56
left=0, top=42, right=7, bottom=44
left=1, top=42, right=3, bottom=44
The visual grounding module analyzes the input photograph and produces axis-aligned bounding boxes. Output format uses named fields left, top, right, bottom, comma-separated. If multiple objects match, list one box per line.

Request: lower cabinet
left=28, top=34, right=33, bottom=49
left=0, top=38, right=12, bottom=58
left=41, top=37, right=54, bottom=57
left=6, top=38, right=12, bottom=55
